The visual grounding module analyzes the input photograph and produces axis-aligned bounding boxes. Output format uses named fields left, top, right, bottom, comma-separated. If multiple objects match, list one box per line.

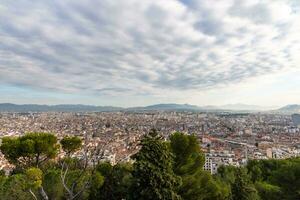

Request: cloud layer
left=0, top=0, right=300, bottom=100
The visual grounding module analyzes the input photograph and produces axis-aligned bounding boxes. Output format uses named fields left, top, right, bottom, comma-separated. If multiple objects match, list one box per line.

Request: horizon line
left=0, top=102, right=289, bottom=109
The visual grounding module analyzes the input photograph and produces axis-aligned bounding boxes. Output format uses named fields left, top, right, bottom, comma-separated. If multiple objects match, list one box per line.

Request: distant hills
left=133, top=103, right=275, bottom=112
left=277, top=104, right=300, bottom=114
left=0, top=103, right=203, bottom=112
left=129, top=104, right=202, bottom=111
left=210, top=104, right=276, bottom=111
left=0, top=103, right=122, bottom=112
left=0, top=103, right=299, bottom=113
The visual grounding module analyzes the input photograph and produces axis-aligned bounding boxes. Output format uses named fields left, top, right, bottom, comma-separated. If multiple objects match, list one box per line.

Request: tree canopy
left=130, top=132, right=182, bottom=200
left=170, top=132, right=230, bottom=200
left=0, top=133, right=59, bottom=167
left=60, top=136, right=82, bottom=156
left=0, top=131, right=300, bottom=200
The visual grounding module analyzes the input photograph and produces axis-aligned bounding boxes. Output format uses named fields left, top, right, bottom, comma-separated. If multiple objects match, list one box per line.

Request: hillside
left=277, top=104, right=300, bottom=114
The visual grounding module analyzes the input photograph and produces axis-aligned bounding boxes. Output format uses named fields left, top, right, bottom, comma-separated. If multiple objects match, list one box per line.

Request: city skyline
left=0, top=0, right=300, bottom=107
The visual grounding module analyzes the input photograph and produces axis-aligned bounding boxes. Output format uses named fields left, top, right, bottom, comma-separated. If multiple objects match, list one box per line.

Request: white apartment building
left=203, top=151, right=235, bottom=174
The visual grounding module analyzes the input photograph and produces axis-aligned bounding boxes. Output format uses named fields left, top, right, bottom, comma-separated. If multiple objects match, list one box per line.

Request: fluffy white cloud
left=0, top=0, right=299, bottom=104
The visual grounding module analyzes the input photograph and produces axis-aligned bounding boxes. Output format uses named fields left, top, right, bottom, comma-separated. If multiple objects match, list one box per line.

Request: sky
left=0, top=0, right=300, bottom=107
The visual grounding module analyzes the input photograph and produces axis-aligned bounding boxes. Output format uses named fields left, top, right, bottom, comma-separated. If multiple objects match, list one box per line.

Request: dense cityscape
left=1, top=111, right=300, bottom=175
left=1, top=0, right=300, bottom=198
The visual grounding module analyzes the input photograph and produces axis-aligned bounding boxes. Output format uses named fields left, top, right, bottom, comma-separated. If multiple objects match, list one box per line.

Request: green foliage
left=88, top=171, right=105, bottom=200
left=1, top=131, right=300, bottom=200
left=60, top=136, right=82, bottom=156
left=247, top=159, right=285, bottom=181
left=216, top=165, right=236, bottom=185
left=130, top=133, right=182, bottom=200
left=0, top=174, right=32, bottom=200
left=25, top=167, right=43, bottom=190
left=96, top=161, right=113, bottom=177
left=0, top=132, right=59, bottom=167
left=0, top=170, right=5, bottom=176
left=43, top=169, right=64, bottom=200
left=64, top=169, right=91, bottom=199
left=170, top=132, right=229, bottom=200
left=246, top=158, right=300, bottom=199
left=255, top=181, right=282, bottom=200
left=96, top=162, right=132, bottom=200
left=0, top=137, right=21, bottom=165
left=231, top=168, right=260, bottom=200
left=269, top=160, right=300, bottom=199
left=180, top=170, right=230, bottom=200
left=218, top=161, right=295, bottom=200
left=247, top=160, right=263, bottom=182
left=170, top=132, right=205, bottom=175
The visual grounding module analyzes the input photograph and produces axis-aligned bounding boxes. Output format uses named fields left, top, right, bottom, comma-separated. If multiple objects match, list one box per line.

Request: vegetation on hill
left=0, top=131, right=300, bottom=199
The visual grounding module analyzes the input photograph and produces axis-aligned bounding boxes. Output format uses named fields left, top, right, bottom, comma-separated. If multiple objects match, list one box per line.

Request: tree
left=216, top=165, right=236, bottom=185
left=0, top=133, right=59, bottom=168
left=231, top=168, right=260, bottom=200
left=130, top=132, right=182, bottom=200
left=270, top=160, right=300, bottom=199
left=88, top=171, right=104, bottom=200
left=95, top=162, right=132, bottom=200
left=25, top=167, right=49, bottom=200
left=247, top=160, right=263, bottom=182
left=96, top=162, right=113, bottom=177
left=255, top=181, right=282, bottom=200
left=180, top=169, right=230, bottom=200
left=244, top=158, right=300, bottom=199
left=60, top=136, right=82, bottom=156
left=60, top=164, right=92, bottom=200
left=0, top=174, right=32, bottom=200
left=170, top=132, right=205, bottom=175
left=170, top=132, right=229, bottom=200
left=59, top=132, right=106, bottom=200
left=43, top=169, right=65, bottom=200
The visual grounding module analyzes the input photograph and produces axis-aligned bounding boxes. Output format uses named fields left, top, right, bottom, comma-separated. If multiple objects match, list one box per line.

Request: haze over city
left=0, top=0, right=300, bottom=107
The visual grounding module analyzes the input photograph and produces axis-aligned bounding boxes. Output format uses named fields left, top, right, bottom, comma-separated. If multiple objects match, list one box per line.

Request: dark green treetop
left=231, top=167, right=260, bottom=200
left=60, top=136, right=82, bottom=156
left=97, top=162, right=133, bottom=200
left=130, top=132, right=182, bottom=200
left=170, top=132, right=205, bottom=175
left=0, top=132, right=59, bottom=168
left=170, top=132, right=230, bottom=200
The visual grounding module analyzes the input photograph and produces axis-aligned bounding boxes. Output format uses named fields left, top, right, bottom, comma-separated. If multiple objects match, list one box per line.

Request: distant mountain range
left=0, top=103, right=298, bottom=113
left=0, top=103, right=203, bottom=112
left=277, top=104, right=300, bottom=113
left=129, top=103, right=278, bottom=112
left=201, top=104, right=277, bottom=111
left=0, top=103, right=122, bottom=112
left=128, top=104, right=202, bottom=111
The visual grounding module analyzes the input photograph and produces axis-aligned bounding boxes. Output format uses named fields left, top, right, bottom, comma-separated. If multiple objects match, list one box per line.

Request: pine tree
left=231, top=168, right=259, bottom=200
left=130, top=130, right=182, bottom=200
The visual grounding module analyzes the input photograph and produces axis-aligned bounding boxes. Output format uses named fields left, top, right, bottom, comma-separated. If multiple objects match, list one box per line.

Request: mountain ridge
left=277, top=104, right=300, bottom=113
left=0, top=103, right=287, bottom=112
left=0, top=103, right=123, bottom=112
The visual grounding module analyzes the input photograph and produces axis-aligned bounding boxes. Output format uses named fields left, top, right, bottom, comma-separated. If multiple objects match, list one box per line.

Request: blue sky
left=0, top=0, right=299, bottom=107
